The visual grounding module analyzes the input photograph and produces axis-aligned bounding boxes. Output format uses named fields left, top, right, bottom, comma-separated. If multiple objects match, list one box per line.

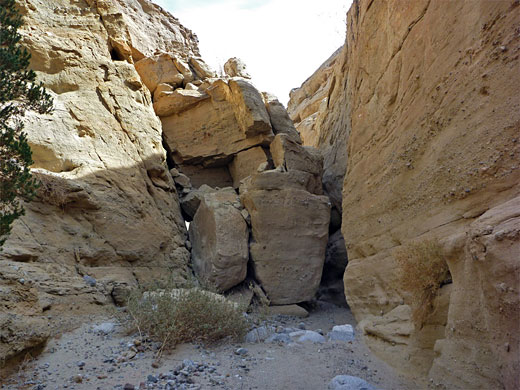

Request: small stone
left=328, top=375, right=376, bottom=390
left=123, top=384, right=135, bottom=390
left=72, top=374, right=83, bottom=383
left=234, top=347, right=248, bottom=356
left=328, top=324, right=355, bottom=342
left=151, top=361, right=160, bottom=368
left=18, top=278, right=25, bottom=284
left=76, top=361, right=86, bottom=368
left=83, top=275, right=96, bottom=287
left=297, top=322, right=306, bottom=330
left=147, top=374, right=158, bottom=383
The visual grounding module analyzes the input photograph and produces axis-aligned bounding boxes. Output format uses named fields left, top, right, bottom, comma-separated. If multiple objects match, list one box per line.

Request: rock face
left=160, top=78, right=274, bottom=166
left=242, top=186, right=330, bottom=304
left=322, top=0, right=519, bottom=388
left=189, top=189, right=249, bottom=291
left=0, top=0, right=198, bottom=364
left=287, top=47, right=347, bottom=213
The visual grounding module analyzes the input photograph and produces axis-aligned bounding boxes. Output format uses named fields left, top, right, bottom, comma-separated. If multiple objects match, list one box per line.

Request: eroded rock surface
left=189, top=189, right=249, bottom=291
left=335, top=0, right=519, bottom=387
left=0, top=0, right=197, bottom=364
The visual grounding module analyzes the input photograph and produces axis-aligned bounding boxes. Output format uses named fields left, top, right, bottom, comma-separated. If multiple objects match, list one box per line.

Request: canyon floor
left=1, top=302, right=425, bottom=390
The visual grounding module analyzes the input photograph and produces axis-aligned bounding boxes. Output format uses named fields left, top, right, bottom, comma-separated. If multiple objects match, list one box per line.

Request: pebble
left=147, top=374, right=158, bottom=383
left=234, top=347, right=248, bottom=356
left=123, top=384, right=135, bottom=390
left=328, top=375, right=376, bottom=390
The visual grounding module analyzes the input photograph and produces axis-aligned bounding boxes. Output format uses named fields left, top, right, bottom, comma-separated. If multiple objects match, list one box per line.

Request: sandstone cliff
left=0, top=0, right=199, bottom=364
left=327, top=0, right=519, bottom=388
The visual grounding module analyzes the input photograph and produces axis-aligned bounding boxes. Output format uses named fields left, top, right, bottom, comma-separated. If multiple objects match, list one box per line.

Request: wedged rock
left=135, top=53, right=184, bottom=93
left=172, top=56, right=194, bottom=84
left=153, top=88, right=209, bottom=117
left=263, top=92, right=302, bottom=144
left=228, top=79, right=273, bottom=137
left=241, top=188, right=330, bottom=304
left=240, top=169, right=322, bottom=196
left=180, top=164, right=234, bottom=189
left=224, top=57, right=251, bottom=79
left=189, top=57, right=217, bottom=79
left=161, top=78, right=274, bottom=165
left=189, top=189, right=249, bottom=291
left=180, top=184, right=215, bottom=220
left=229, top=147, right=268, bottom=188
left=270, top=134, right=323, bottom=176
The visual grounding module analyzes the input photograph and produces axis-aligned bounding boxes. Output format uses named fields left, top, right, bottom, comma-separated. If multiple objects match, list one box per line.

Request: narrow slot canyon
left=0, top=0, right=518, bottom=389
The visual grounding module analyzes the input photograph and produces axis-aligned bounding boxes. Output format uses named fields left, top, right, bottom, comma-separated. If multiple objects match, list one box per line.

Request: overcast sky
left=154, top=0, right=351, bottom=105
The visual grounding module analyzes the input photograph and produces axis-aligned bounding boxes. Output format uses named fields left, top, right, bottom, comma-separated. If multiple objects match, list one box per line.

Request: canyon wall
left=0, top=0, right=198, bottom=364
left=337, top=0, right=519, bottom=388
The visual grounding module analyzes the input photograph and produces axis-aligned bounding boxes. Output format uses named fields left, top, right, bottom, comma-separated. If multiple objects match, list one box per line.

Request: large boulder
left=189, top=189, right=249, bottom=291
left=161, top=79, right=274, bottom=165
left=241, top=187, right=330, bottom=304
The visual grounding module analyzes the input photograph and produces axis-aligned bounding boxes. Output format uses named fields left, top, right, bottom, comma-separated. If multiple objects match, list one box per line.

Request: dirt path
left=1, top=302, right=424, bottom=390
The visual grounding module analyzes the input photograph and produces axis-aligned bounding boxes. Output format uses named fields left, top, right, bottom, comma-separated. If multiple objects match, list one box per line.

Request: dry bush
left=393, top=239, right=451, bottom=328
left=32, top=172, right=69, bottom=208
left=124, top=283, right=249, bottom=354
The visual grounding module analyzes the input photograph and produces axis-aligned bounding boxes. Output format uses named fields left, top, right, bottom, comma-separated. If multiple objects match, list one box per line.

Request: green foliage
left=394, top=239, right=451, bottom=328
left=0, top=0, right=53, bottom=247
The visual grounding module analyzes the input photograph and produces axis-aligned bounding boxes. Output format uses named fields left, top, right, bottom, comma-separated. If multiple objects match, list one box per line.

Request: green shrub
left=393, top=239, right=451, bottom=328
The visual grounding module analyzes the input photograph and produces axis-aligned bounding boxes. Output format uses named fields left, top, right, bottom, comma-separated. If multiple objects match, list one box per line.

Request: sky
left=154, top=0, right=352, bottom=105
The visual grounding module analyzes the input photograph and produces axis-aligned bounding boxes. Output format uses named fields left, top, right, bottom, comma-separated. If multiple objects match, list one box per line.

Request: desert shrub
left=393, top=239, right=451, bottom=328
left=124, top=283, right=249, bottom=353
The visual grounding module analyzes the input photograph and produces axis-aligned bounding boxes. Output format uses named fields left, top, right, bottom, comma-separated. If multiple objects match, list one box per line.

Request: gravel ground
left=1, top=302, right=425, bottom=390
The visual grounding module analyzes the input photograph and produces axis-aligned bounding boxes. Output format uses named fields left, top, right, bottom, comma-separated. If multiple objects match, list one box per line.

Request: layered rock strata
left=0, top=0, right=200, bottom=365
left=328, top=0, right=519, bottom=388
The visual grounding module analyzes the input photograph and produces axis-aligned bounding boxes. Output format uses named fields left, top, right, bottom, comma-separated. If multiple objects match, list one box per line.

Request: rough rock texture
left=161, top=78, right=274, bottom=166
left=189, top=189, right=249, bottom=291
left=224, top=57, right=251, bottom=79
left=287, top=47, right=347, bottom=213
left=0, top=0, right=197, bottom=364
left=229, top=147, right=268, bottom=188
left=241, top=183, right=330, bottom=305
left=338, top=0, right=520, bottom=388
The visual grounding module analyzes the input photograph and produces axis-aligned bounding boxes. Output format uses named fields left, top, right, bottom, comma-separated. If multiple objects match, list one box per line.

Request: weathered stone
left=153, top=89, right=208, bottom=117
left=287, top=47, right=346, bottom=212
left=189, top=190, right=249, bottom=291
left=224, top=57, right=251, bottom=79
left=172, top=57, right=194, bottom=84
left=135, top=53, right=184, bottom=93
left=242, top=188, right=330, bottom=304
left=328, top=324, right=355, bottom=342
left=337, top=0, right=520, bottom=387
left=189, top=57, right=217, bottom=79
left=180, top=164, right=233, bottom=189
left=161, top=79, right=273, bottom=165
left=241, top=169, right=322, bottom=196
left=263, top=92, right=301, bottom=144
left=180, top=184, right=215, bottom=220
left=270, top=134, right=323, bottom=176
left=0, top=0, right=195, bottom=365
left=229, top=147, right=268, bottom=188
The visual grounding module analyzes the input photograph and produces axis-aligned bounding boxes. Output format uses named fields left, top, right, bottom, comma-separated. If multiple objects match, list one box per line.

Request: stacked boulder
left=135, top=57, right=331, bottom=304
